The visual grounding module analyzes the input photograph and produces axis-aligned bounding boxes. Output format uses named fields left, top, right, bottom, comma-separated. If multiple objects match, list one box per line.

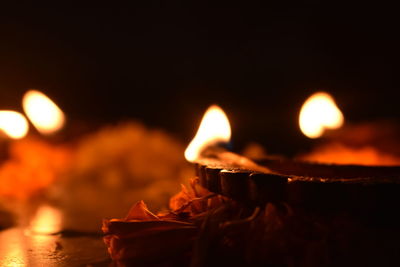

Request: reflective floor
left=0, top=204, right=111, bottom=267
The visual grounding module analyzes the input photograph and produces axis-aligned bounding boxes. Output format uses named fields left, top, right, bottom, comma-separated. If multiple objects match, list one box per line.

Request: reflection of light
left=185, top=105, right=231, bottom=162
left=24, top=205, right=63, bottom=266
left=22, top=90, right=65, bottom=135
left=0, top=228, right=28, bottom=267
left=299, top=92, right=344, bottom=138
left=0, top=110, right=29, bottom=139
left=30, top=205, right=62, bottom=234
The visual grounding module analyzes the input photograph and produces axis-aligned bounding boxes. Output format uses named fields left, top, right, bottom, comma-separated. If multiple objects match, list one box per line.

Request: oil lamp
left=103, top=100, right=400, bottom=266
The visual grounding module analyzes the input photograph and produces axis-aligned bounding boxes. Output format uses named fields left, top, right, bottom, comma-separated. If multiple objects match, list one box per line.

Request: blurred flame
left=22, top=90, right=65, bottom=134
left=30, top=205, right=62, bottom=234
left=0, top=111, right=29, bottom=139
left=299, top=92, right=344, bottom=138
left=185, top=105, right=231, bottom=162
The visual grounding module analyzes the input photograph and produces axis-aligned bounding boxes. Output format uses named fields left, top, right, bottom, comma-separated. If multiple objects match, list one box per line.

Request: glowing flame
left=185, top=105, right=231, bottom=162
left=0, top=111, right=29, bottom=139
left=299, top=92, right=344, bottom=138
left=29, top=205, right=62, bottom=234
left=22, top=90, right=65, bottom=135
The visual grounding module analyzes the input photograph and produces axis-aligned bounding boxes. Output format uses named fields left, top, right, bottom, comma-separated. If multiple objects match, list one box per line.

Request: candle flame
left=299, top=92, right=344, bottom=138
left=22, top=90, right=65, bottom=135
left=0, top=111, right=29, bottom=139
left=29, top=205, right=62, bottom=234
left=185, top=105, right=231, bottom=162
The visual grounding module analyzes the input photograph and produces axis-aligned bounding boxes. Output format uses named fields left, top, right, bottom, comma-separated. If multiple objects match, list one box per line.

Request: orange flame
left=0, top=110, right=29, bottom=139
left=29, top=205, right=62, bottom=234
left=299, top=92, right=344, bottom=138
left=22, top=90, right=65, bottom=135
left=185, top=105, right=231, bottom=162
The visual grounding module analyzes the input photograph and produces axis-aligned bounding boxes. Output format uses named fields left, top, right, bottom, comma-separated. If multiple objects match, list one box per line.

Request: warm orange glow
left=300, top=143, right=400, bottom=166
left=29, top=205, right=62, bottom=234
left=299, top=92, right=344, bottom=138
left=22, top=90, right=65, bottom=134
left=0, top=229, right=27, bottom=267
left=185, top=105, right=231, bottom=162
left=0, top=111, right=29, bottom=139
left=0, top=137, right=72, bottom=199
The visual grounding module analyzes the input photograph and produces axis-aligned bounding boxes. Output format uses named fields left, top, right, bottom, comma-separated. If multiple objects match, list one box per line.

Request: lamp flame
left=22, top=90, right=65, bottom=135
left=0, top=111, right=29, bottom=139
left=185, top=105, right=231, bottom=162
left=299, top=92, right=344, bottom=138
left=29, top=205, right=62, bottom=234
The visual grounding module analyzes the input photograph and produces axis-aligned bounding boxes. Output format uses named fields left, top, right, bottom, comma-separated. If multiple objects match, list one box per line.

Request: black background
left=1, top=7, right=399, bottom=155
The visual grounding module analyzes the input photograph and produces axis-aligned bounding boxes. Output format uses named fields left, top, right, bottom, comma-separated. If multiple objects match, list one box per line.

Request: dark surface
left=1, top=7, right=400, bottom=155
